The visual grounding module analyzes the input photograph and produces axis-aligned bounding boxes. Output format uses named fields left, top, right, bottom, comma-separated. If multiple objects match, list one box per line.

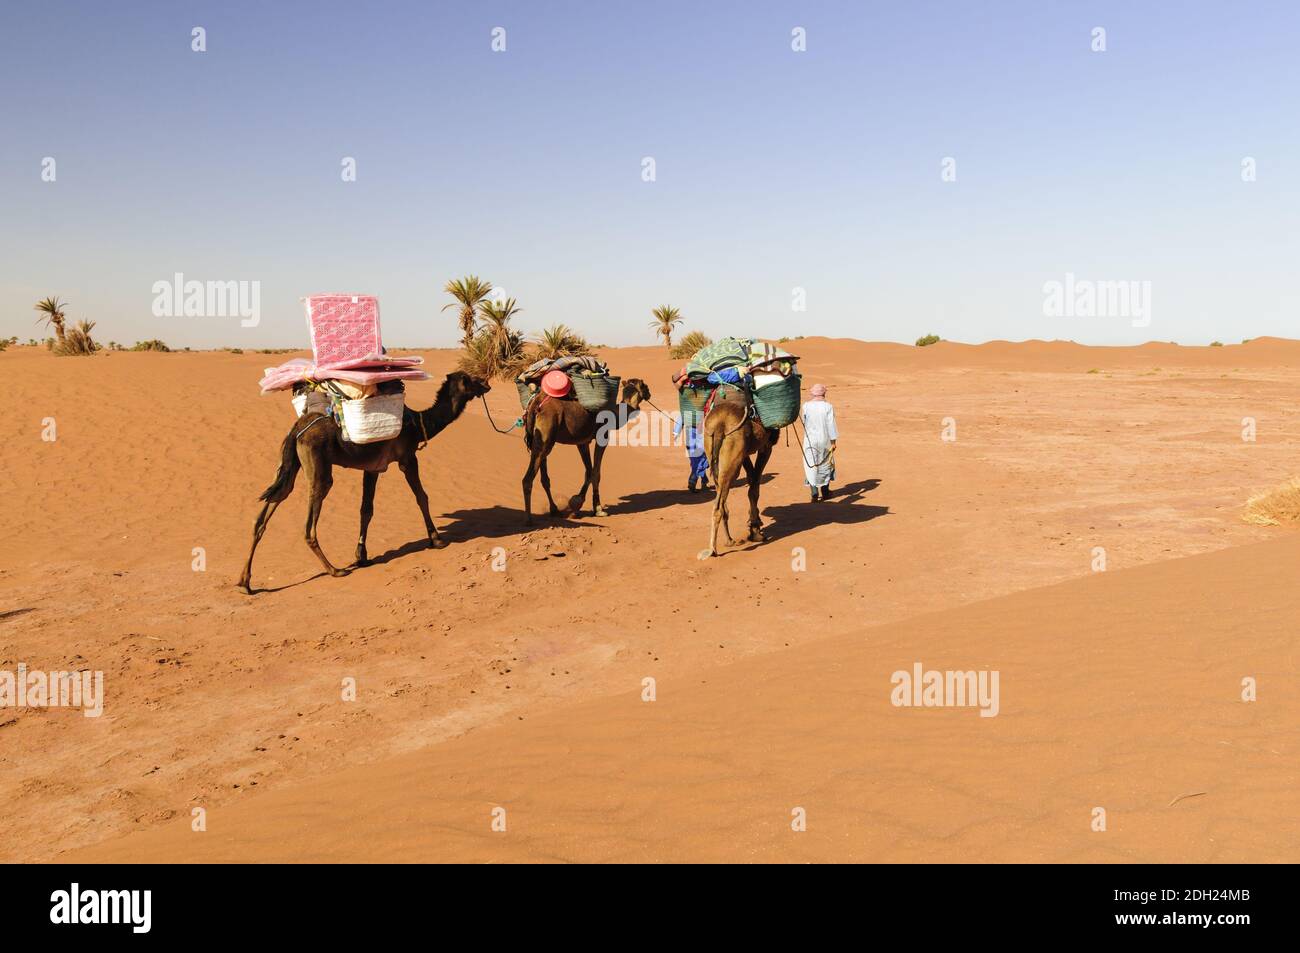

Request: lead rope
left=791, top=417, right=834, bottom=468
left=480, top=394, right=523, bottom=435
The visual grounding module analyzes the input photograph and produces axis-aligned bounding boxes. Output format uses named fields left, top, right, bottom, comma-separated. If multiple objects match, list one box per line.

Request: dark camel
left=698, top=400, right=778, bottom=558
left=521, top=378, right=650, bottom=523
left=237, top=371, right=491, bottom=593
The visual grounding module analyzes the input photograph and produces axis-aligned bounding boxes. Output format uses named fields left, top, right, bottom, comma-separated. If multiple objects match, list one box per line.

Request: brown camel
left=521, top=378, right=650, bottom=524
left=237, top=371, right=491, bottom=593
left=698, top=400, right=779, bottom=558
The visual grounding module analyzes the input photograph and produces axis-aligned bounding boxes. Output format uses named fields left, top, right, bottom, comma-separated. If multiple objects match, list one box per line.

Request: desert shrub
left=669, top=330, right=712, bottom=360
left=131, top=339, right=171, bottom=352
left=1244, top=478, right=1300, bottom=526
left=1210, top=341, right=1223, bottom=347
left=915, top=334, right=941, bottom=347
left=53, top=320, right=99, bottom=355
left=458, top=326, right=529, bottom=381
left=531, top=324, right=592, bottom=360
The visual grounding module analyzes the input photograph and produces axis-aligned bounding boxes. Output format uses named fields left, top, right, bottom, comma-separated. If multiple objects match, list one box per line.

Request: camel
left=698, top=399, right=779, bottom=558
left=521, top=378, right=651, bottom=524
left=237, top=371, right=491, bottom=593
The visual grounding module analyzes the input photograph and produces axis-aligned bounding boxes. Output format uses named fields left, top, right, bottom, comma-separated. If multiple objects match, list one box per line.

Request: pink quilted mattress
left=303, top=294, right=384, bottom=365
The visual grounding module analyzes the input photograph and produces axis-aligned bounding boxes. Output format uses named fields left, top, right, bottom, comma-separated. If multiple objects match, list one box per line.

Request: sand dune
left=67, top=532, right=1300, bottom=863
left=2, top=338, right=1298, bottom=862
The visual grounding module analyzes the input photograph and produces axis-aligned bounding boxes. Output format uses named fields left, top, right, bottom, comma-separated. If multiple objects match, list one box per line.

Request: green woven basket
left=515, top=380, right=538, bottom=411
left=677, top=383, right=749, bottom=428
left=570, top=374, right=620, bottom=413
left=752, top=373, right=801, bottom=428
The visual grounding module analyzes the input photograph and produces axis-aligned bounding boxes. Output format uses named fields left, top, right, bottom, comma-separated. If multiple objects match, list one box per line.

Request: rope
left=293, top=414, right=329, bottom=440
left=409, top=408, right=431, bottom=451
left=641, top=398, right=679, bottom=423
left=480, top=395, right=523, bottom=435
left=790, top=417, right=835, bottom=469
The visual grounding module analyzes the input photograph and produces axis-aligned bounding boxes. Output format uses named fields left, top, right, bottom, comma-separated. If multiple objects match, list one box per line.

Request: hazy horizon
left=3, top=1, right=1297, bottom=350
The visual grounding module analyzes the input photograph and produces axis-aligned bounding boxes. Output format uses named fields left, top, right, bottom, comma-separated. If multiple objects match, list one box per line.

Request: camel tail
left=258, top=430, right=301, bottom=502
left=707, top=421, right=722, bottom=486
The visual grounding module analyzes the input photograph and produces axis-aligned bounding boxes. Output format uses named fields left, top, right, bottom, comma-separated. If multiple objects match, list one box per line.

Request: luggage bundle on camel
left=514, top=355, right=620, bottom=414
left=676, top=337, right=801, bottom=429
left=258, top=294, right=431, bottom=444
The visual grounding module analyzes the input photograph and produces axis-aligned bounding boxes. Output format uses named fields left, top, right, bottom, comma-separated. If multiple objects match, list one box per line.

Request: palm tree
left=35, top=296, right=68, bottom=345
left=649, top=305, right=683, bottom=350
left=442, top=276, right=494, bottom=348
left=478, top=297, right=523, bottom=346
left=532, top=323, right=592, bottom=360
left=458, top=297, right=528, bottom=380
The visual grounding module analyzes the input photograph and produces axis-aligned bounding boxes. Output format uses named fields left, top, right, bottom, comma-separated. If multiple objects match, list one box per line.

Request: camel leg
left=539, top=456, right=562, bottom=517
left=302, top=456, right=348, bottom=578
left=699, top=438, right=745, bottom=559
left=741, top=451, right=769, bottom=543
left=522, top=442, right=547, bottom=525
left=399, top=453, right=447, bottom=549
left=568, top=443, right=595, bottom=516
left=354, top=470, right=378, bottom=567
left=590, top=442, right=608, bottom=516
left=237, top=498, right=282, bottom=593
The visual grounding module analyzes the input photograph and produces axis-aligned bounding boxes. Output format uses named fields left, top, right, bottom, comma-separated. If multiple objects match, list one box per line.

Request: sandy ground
left=2, top=338, right=1298, bottom=862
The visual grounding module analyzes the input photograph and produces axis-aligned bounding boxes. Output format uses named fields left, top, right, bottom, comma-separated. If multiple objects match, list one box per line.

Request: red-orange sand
left=2, top=338, right=1297, bottom=862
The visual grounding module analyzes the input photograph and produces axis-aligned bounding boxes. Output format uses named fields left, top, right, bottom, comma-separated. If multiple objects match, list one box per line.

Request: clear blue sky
left=1, top=0, right=1296, bottom=348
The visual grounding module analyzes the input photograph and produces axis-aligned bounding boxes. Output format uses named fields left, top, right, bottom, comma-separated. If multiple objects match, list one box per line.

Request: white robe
left=800, top=400, right=837, bottom=487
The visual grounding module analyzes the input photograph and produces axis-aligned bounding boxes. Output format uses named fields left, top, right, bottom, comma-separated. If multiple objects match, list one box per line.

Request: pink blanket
left=259, top=356, right=430, bottom=394
left=303, top=294, right=384, bottom=365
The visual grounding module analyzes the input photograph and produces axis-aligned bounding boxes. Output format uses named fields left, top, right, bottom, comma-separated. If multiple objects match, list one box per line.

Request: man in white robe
left=800, top=383, right=837, bottom=501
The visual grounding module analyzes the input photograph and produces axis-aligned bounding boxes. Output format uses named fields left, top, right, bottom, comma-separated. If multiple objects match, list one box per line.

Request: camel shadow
left=613, top=470, right=779, bottom=515
left=611, top=487, right=718, bottom=514
left=242, top=572, right=329, bottom=595
left=434, top=504, right=598, bottom=543
left=759, top=478, right=888, bottom=543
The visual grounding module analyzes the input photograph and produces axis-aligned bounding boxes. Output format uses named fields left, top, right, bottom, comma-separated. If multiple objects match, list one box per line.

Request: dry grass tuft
left=52, top=320, right=99, bottom=356
left=670, top=330, right=712, bottom=360
left=1243, top=478, right=1300, bottom=526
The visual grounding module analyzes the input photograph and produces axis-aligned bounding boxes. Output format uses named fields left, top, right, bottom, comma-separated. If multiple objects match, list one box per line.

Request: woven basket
left=339, top=393, right=405, bottom=444
left=678, top=383, right=749, bottom=428
left=752, top=373, right=801, bottom=428
left=291, top=390, right=331, bottom=418
left=515, top=380, right=538, bottom=411
left=570, top=374, right=620, bottom=413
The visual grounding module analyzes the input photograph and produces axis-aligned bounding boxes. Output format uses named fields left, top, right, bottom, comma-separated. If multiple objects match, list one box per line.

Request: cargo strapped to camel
left=294, top=378, right=407, bottom=444
left=677, top=337, right=801, bottom=429
left=515, top=356, right=621, bottom=414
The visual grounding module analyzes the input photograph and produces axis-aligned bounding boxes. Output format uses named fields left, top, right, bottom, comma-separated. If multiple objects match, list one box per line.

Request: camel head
left=620, top=378, right=650, bottom=412
left=443, top=370, right=492, bottom=403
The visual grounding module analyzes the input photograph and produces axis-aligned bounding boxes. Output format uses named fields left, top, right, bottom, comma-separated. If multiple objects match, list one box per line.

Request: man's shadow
left=759, top=478, right=888, bottom=542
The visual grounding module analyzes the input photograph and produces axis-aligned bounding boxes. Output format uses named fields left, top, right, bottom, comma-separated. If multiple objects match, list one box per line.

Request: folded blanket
left=259, top=355, right=429, bottom=394
left=517, top=355, right=609, bottom=382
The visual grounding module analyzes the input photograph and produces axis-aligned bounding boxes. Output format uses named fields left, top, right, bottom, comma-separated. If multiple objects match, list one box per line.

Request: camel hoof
left=548, top=506, right=562, bottom=517
left=354, top=558, right=371, bottom=568
left=593, top=506, right=608, bottom=517
left=330, top=568, right=350, bottom=578
left=429, top=537, right=449, bottom=550
left=697, top=548, right=715, bottom=560
left=748, top=530, right=767, bottom=543
left=236, top=583, right=253, bottom=596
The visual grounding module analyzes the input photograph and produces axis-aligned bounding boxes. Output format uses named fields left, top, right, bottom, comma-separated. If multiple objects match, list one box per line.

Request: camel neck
left=417, top=393, right=469, bottom=440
